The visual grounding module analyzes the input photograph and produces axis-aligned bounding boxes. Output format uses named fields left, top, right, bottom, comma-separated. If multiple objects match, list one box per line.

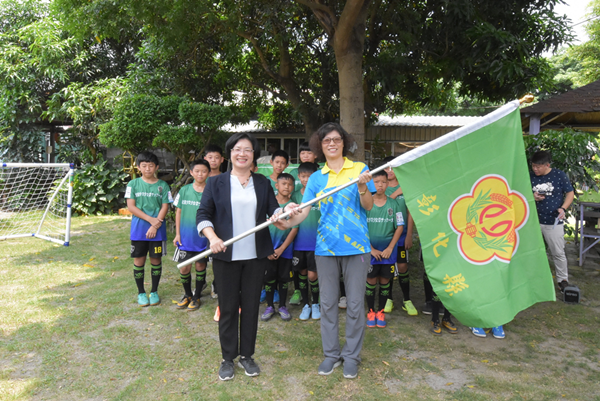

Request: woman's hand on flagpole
left=209, top=236, right=226, bottom=254
left=272, top=202, right=300, bottom=230
left=357, top=171, right=372, bottom=189
left=270, top=207, right=288, bottom=230
left=358, top=171, right=374, bottom=211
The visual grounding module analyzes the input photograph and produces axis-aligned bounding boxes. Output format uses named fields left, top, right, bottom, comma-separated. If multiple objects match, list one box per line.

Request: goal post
left=0, top=163, right=75, bottom=246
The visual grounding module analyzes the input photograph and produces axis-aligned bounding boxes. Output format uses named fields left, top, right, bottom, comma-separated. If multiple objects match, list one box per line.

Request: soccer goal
left=0, top=163, right=74, bottom=246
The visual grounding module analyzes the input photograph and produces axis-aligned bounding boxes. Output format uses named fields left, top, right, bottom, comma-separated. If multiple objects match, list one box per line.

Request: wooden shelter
left=521, top=80, right=600, bottom=135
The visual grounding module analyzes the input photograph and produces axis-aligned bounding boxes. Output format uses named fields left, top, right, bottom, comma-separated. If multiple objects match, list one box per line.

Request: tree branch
left=337, top=0, right=370, bottom=45
left=237, top=31, right=282, bottom=84
left=295, top=0, right=338, bottom=37
left=249, top=81, right=288, bottom=101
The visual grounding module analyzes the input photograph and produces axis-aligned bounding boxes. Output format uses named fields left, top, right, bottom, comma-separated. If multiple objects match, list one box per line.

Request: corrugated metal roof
left=521, top=79, right=600, bottom=114
left=373, top=115, right=483, bottom=127
left=223, top=115, right=483, bottom=133
left=222, top=121, right=265, bottom=133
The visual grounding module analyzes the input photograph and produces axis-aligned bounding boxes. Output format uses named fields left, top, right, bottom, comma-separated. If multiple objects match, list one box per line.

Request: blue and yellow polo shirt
left=302, top=157, right=376, bottom=256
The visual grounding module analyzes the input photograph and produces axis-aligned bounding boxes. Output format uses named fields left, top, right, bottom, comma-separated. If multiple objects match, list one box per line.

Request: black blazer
left=196, top=172, right=279, bottom=262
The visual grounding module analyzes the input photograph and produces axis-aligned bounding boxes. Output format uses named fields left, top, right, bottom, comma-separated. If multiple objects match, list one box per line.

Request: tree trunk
left=301, top=109, right=319, bottom=140
left=332, top=1, right=369, bottom=162
left=336, top=48, right=365, bottom=161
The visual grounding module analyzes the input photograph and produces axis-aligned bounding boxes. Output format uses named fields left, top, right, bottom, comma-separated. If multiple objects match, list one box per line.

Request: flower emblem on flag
left=448, top=175, right=529, bottom=265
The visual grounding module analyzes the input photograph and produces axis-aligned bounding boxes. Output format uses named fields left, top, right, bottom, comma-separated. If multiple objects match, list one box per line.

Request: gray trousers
left=540, top=223, right=569, bottom=283
left=316, top=253, right=370, bottom=364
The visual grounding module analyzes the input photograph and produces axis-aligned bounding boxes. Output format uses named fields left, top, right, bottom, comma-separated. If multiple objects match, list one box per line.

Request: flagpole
left=177, top=162, right=395, bottom=269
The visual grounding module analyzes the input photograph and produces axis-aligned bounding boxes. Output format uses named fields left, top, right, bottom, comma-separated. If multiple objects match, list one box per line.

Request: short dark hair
left=297, top=162, right=319, bottom=175
left=271, top=149, right=290, bottom=163
left=531, top=150, right=552, bottom=165
left=299, top=141, right=311, bottom=153
left=204, top=144, right=223, bottom=156
left=373, top=170, right=388, bottom=179
left=277, top=172, right=294, bottom=183
left=136, top=151, right=159, bottom=166
left=190, top=159, right=210, bottom=171
left=225, top=133, right=260, bottom=163
left=382, top=156, right=396, bottom=163
left=309, top=122, right=355, bottom=159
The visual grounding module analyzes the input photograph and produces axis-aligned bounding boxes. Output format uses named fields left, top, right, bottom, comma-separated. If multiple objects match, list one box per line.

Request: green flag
left=392, top=100, right=555, bottom=328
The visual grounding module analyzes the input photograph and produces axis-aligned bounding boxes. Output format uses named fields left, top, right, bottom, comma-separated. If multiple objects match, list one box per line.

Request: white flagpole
left=178, top=98, right=528, bottom=269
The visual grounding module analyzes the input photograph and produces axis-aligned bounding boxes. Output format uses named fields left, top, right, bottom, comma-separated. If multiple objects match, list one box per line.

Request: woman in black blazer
left=196, top=132, right=279, bottom=381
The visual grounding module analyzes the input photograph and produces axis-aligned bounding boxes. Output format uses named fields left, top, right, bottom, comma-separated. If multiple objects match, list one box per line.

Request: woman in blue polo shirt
left=276, top=122, right=374, bottom=380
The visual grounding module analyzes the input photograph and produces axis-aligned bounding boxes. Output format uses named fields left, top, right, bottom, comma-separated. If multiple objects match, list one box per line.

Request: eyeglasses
left=232, top=148, right=253, bottom=154
left=322, top=136, right=343, bottom=145
left=531, top=163, right=548, bottom=169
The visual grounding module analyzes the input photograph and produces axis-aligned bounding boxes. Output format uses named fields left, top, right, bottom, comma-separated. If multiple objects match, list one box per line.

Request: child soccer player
left=204, top=144, right=224, bottom=305
left=268, top=150, right=290, bottom=195
left=290, top=142, right=317, bottom=193
left=383, top=158, right=417, bottom=316
left=125, top=151, right=173, bottom=307
left=366, top=170, right=405, bottom=328
left=261, top=173, right=298, bottom=321
left=173, top=159, right=210, bottom=311
left=204, top=144, right=225, bottom=177
left=291, top=162, right=321, bottom=320
left=288, top=144, right=318, bottom=306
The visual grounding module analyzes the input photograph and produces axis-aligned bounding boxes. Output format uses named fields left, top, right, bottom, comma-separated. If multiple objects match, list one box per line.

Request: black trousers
left=213, top=257, right=266, bottom=361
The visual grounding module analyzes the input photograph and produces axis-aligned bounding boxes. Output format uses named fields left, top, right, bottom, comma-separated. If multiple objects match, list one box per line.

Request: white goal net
left=0, top=163, right=74, bottom=246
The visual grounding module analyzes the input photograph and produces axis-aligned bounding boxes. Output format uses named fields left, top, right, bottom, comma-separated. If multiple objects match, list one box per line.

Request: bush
left=72, top=160, right=129, bottom=215
left=523, top=128, right=600, bottom=192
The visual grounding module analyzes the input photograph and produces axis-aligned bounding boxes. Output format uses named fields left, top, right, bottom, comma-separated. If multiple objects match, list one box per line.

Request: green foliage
left=44, top=78, right=127, bottom=165
left=524, top=128, right=600, bottom=192
left=0, top=8, right=78, bottom=129
left=71, top=159, right=129, bottom=215
left=179, top=101, right=231, bottom=132
left=257, top=101, right=304, bottom=131
left=0, top=127, right=44, bottom=162
left=0, top=0, right=136, bottom=164
left=569, top=0, right=600, bottom=86
left=100, top=95, right=230, bottom=159
left=541, top=51, right=584, bottom=98
left=99, top=94, right=230, bottom=193
left=53, top=0, right=572, bottom=141
left=98, top=95, right=174, bottom=153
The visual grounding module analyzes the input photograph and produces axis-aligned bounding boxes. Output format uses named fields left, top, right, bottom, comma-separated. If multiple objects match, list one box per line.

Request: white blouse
left=230, top=175, right=258, bottom=261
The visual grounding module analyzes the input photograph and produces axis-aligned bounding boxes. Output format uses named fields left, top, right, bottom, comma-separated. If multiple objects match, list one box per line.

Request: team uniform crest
left=449, top=175, right=529, bottom=265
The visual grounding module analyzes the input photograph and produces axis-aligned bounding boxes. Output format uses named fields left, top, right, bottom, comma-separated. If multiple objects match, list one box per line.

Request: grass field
left=1, top=215, right=600, bottom=400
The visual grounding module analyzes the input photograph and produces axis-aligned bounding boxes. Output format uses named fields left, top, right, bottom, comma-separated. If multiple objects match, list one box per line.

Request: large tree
left=53, top=0, right=572, bottom=160
left=53, top=0, right=340, bottom=137
left=0, top=0, right=138, bottom=163
left=299, top=0, right=571, bottom=159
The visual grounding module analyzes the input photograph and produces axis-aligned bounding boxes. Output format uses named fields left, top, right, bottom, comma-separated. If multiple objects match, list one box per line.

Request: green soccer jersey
left=173, top=184, right=207, bottom=252
left=385, top=183, right=401, bottom=198
left=291, top=190, right=320, bottom=251
left=289, top=168, right=303, bottom=194
left=367, top=196, right=404, bottom=264
left=268, top=199, right=297, bottom=259
left=268, top=176, right=278, bottom=195
left=385, top=183, right=410, bottom=246
left=125, top=178, right=173, bottom=241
